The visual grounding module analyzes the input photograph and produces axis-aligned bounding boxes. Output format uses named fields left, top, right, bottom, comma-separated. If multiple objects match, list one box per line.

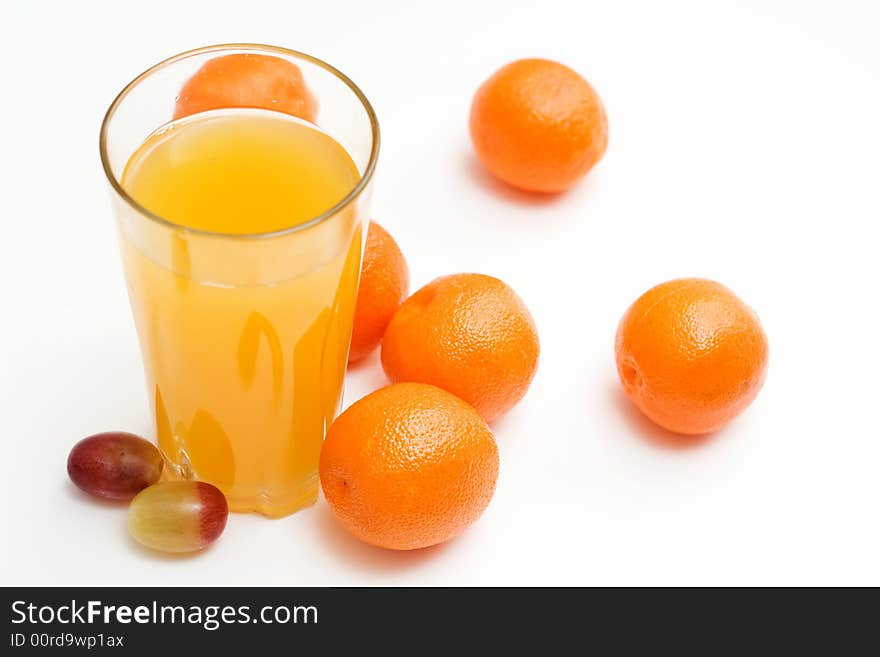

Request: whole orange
left=469, top=58, right=608, bottom=193
left=348, top=222, right=410, bottom=363
left=173, top=53, right=317, bottom=122
left=319, top=383, right=499, bottom=550
left=381, top=273, right=539, bottom=423
left=615, top=278, right=769, bottom=435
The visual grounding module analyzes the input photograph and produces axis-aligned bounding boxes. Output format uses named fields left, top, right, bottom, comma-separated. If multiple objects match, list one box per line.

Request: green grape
left=128, top=481, right=228, bottom=553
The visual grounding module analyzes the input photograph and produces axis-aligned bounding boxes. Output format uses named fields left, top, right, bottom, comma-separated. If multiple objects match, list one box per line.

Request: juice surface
left=119, top=109, right=364, bottom=517
left=123, top=110, right=359, bottom=234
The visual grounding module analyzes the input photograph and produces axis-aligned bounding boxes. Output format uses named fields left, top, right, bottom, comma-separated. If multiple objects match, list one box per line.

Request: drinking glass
left=99, top=44, right=379, bottom=517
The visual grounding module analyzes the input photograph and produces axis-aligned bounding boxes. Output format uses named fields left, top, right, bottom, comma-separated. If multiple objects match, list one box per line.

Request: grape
left=67, top=432, right=163, bottom=500
left=128, top=481, right=228, bottom=553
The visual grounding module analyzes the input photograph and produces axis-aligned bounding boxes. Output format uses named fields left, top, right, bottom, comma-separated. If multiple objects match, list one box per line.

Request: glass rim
left=99, top=43, right=380, bottom=240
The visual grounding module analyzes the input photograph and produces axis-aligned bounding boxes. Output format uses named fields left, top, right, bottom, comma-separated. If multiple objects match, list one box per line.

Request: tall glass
left=100, top=45, right=379, bottom=518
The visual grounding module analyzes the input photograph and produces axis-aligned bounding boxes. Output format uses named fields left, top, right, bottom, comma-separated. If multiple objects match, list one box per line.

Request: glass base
left=161, top=464, right=319, bottom=518
left=228, top=477, right=319, bottom=518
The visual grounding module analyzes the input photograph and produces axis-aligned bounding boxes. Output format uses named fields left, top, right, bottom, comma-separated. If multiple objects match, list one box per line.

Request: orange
left=615, top=278, right=769, bottom=435
left=173, top=53, right=317, bottom=122
left=381, top=273, right=539, bottom=423
left=319, top=383, right=499, bottom=550
left=469, top=58, right=608, bottom=193
left=348, top=222, right=410, bottom=363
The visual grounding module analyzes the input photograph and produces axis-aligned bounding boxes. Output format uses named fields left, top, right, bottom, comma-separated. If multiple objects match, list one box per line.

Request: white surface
left=2, top=0, right=879, bottom=586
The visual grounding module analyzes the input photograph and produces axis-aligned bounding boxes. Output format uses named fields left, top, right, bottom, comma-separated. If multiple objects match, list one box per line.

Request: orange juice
left=118, top=108, right=364, bottom=517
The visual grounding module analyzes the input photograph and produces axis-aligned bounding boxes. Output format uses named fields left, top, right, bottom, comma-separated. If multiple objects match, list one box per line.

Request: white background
left=2, top=0, right=878, bottom=586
